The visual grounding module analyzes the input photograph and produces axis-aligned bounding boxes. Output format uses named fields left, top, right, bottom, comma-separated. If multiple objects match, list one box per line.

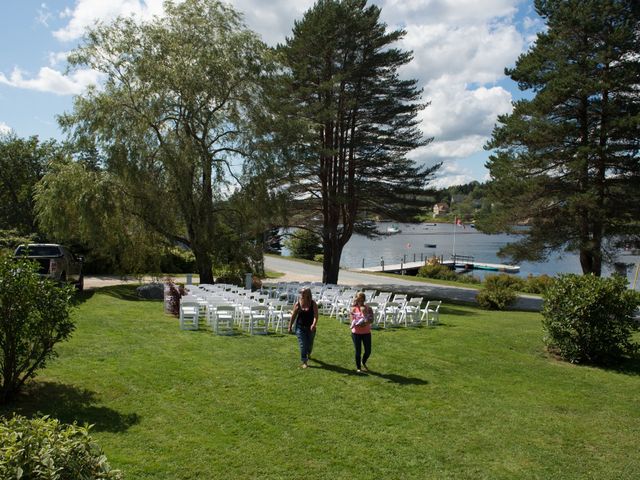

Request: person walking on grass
left=350, top=292, right=374, bottom=373
left=288, top=287, right=318, bottom=369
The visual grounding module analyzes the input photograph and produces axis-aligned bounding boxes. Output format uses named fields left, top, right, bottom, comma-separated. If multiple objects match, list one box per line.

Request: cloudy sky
left=0, top=0, right=545, bottom=187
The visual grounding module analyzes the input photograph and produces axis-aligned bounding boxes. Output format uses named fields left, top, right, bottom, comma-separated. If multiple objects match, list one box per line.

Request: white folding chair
left=268, top=300, right=291, bottom=333
left=179, top=296, right=200, bottom=330
left=421, top=300, right=442, bottom=326
left=248, top=305, right=270, bottom=335
left=212, top=305, right=236, bottom=335
left=400, top=297, right=423, bottom=326
left=380, top=301, right=401, bottom=327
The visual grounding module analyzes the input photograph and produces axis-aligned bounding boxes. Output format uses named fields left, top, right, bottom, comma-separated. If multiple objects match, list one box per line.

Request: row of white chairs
left=179, top=282, right=442, bottom=333
left=179, top=284, right=294, bottom=335
left=261, top=282, right=443, bottom=328
left=330, top=292, right=442, bottom=328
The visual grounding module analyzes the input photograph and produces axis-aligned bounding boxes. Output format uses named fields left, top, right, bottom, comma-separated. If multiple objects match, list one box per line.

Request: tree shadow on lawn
left=599, top=354, right=640, bottom=377
left=309, top=358, right=429, bottom=385
left=100, top=284, right=157, bottom=302
left=0, top=381, right=140, bottom=433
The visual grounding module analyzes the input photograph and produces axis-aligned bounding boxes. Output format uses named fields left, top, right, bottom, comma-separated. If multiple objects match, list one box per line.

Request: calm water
left=335, top=222, right=639, bottom=282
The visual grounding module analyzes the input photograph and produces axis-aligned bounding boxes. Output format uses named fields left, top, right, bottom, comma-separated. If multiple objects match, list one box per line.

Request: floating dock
left=358, top=259, right=520, bottom=275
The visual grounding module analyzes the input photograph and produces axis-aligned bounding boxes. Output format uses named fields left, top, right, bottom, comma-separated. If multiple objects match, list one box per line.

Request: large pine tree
left=277, top=0, right=436, bottom=284
left=483, top=0, right=640, bottom=275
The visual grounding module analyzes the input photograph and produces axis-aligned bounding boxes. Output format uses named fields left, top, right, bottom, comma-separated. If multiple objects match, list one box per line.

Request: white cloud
left=429, top=161, right=476, bottom=188
left=43, top=0, right=537, bottom=185
left=232, top=0, right=314, bottom=46
left=420, top=80, right=512, bottom=142
left=52, top=0, right=166, bottom=41
left=380, top=0, right=519, bottom=26
left=0, top=122, right=12, bottom=135
left=0, top=66, right=102, bottom=95
left=37, top=3, right=53, bottom=27
left=48, top=51, right=71, bottom=67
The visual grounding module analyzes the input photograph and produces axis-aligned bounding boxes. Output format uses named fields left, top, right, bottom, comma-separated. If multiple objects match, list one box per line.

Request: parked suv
left=14, top=243, right=84, bottom=291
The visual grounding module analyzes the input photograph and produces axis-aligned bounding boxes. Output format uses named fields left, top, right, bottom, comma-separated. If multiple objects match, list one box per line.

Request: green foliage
left=212, top=266, right=244, bottom=286
left=313, top=254, right=324, bottom=263
left=0, top=415, right=122, bottom=479
left=159, top=248, right=196, bottom=274
left=58, top=0, right=278, bottom=283
left=522, top=274, right=554, bottom=294
left=0, top=229, right=35, bottom=255
left=284, top=230, right=322, bottom=260
left=0, top=133, right=65, bottom=237
left=0, top=254, right=76, bottom=402
left=542, top=274, right=640, bottom=364
left=484, top=273, right=526, bottom=291
left=477, top=282, right=517, bottom=310
left=482, top=0, right=640, bottom=275
left=417, top=263, right=458, bottom=281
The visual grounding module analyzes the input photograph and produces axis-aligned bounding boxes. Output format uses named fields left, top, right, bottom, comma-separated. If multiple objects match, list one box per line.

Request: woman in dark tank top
left=288, top=287, right=318, bottom=368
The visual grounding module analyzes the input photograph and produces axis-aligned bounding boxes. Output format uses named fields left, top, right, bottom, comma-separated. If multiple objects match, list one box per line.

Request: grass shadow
left=310, top=358, right=429, bottom=385
left=100, top=284, right=161, bottom=302
left=0, top=381, right=140, bottom=433
left=597, top=354, right=640, bottom=377
left=70, top=289, right=96, bottom=306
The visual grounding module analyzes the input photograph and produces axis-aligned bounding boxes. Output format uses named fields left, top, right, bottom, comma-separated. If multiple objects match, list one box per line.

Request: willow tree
left=56, top=0, right=275, bottom=283
left=483, top=0, right=640, bottom=275
left=278, top=0, right=436, bottom=284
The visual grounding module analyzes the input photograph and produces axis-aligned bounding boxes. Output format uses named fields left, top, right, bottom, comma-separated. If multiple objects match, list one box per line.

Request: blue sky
left=0, top=0, right=545, bottom=187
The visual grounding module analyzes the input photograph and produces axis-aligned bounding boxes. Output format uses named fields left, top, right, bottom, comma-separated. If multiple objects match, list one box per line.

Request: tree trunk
left=322, top=239, right=342, bottom=284
left=193, top=247, right=214, bottom=284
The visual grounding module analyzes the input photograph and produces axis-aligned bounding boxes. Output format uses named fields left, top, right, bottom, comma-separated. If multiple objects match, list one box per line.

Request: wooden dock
left=358, top=259, right=520, bottom=275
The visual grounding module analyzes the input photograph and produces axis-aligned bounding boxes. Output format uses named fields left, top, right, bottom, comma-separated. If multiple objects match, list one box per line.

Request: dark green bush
left=159, top=247, right=196, bottom=273
left=0, top=415, right=123, bottom=479
left=542, top=274, right=639, bottom=364
left=476, top=283, right=517, bottom=310
left=0, top=254, right=75, bottom=402
left=284, top=230, right=322, bottom=260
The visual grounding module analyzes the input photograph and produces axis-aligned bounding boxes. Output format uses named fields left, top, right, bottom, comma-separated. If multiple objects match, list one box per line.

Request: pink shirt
left=350, top=305, right=373, bottom=334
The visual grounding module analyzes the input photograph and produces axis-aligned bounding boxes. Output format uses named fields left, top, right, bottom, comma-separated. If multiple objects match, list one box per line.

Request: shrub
left=284, top=229, right=322, bottom=260
left=476, top=283, right=517, bottom=310
left=164, top=280, right=185, bottom=316
left=313, top=254, right=324, bottom=263
left=0, top=415, right=123, bottom=479
left=483, top=273, right=526, bottom=291
left=213, top=266, right=243, bottom=286
left=0, top=254, right=75, bottom=403
left=522, top=274, right=554, bottom=294
left=417, top=263, right=457, bottom=281
left=542, top=274, right=640, bottom=364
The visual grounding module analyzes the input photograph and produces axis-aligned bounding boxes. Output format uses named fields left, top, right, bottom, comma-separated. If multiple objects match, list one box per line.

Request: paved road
left=264, top=255, right=543, bottom=311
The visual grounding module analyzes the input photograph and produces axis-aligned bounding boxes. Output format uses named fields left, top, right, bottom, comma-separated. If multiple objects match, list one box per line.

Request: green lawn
left=3, top=286, right=639, bottom=479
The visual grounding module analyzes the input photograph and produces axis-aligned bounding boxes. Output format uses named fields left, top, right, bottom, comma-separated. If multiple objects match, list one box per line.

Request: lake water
left=309, top=222, right=639, bottom=283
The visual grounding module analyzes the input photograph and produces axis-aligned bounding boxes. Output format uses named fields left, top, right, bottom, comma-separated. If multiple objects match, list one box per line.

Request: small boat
left=424, top=244, right=437, bottom=248
left=386, top=225, right=402, bottom=234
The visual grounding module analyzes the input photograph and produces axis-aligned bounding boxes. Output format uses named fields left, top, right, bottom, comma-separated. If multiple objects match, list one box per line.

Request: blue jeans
left=295, top=325, right=315, bottom=363
left=351, top=333, right=371, bottom=369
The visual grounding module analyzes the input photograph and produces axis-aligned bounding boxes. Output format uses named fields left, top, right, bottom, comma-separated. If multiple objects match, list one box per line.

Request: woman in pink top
left=350, top=291, right=374, bottom=373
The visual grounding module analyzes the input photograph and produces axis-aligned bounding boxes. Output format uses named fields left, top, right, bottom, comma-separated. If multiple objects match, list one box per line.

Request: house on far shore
left=433, top=202, right=449, bottom=217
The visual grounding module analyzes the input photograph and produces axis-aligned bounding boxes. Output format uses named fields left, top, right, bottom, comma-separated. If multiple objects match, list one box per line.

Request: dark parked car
left=14, top=243, right=84, bottom=291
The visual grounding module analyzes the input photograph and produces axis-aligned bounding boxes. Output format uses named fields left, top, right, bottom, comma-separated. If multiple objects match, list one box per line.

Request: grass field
left=2, top=285, right=639, bottom=479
